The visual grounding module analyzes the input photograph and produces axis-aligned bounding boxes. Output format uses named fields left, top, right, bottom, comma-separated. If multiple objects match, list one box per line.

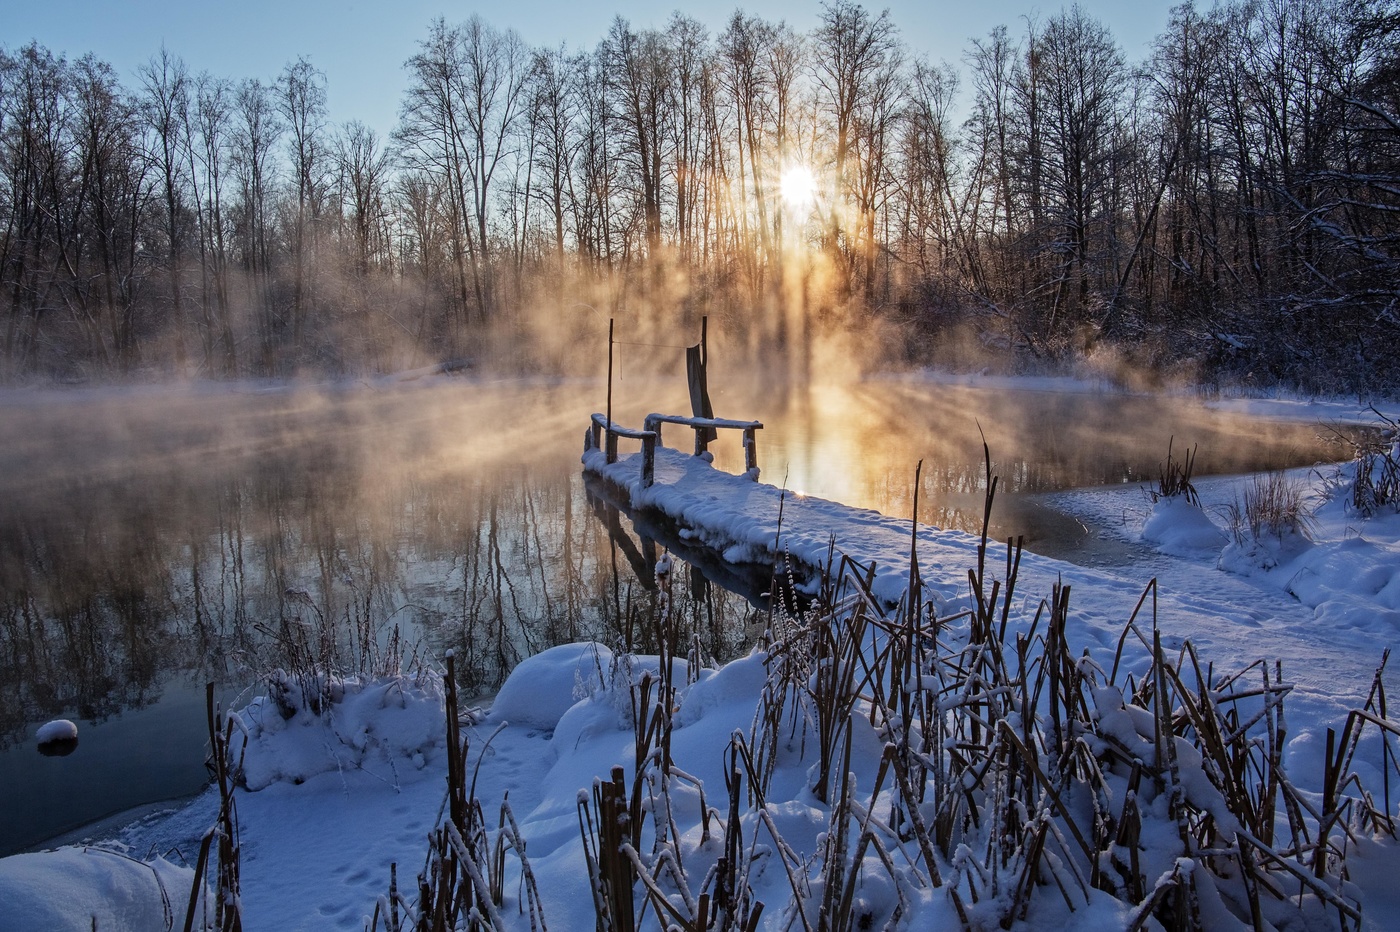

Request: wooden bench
left=588, top=413, right=763, bottom=488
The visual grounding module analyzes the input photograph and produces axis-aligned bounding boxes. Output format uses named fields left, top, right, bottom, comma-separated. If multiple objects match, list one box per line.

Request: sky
left=6, top=0, right=1177, bottom=143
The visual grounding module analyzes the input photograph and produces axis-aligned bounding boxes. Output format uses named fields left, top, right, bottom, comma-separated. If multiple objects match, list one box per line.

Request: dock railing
left=588, top=412, right=763, bottom=488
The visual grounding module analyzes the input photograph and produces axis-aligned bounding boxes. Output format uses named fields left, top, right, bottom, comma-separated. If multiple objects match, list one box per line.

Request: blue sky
left=8, top=1, right=1176, bottom=140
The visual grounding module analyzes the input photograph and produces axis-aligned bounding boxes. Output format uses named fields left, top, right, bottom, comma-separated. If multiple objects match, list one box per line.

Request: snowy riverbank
left=4, top=396, right=1399, bottom=930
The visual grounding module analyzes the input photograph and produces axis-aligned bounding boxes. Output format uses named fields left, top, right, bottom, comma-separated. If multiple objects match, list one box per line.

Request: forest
left=1, top=0, right=1397, bottom=393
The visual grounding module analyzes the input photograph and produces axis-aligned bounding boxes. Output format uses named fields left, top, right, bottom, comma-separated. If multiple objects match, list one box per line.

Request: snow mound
left=0, top=847, right=199, bottom=932
left=489, top=641, right=615, bottom=730
left=1141, top=497, right=1227, bottom=555
left=233, top=673, right=446, bottom=791
left=491, top=641, right=698, bottom=734
left=675, top=649, right=767, bottom=728
left=1218, top=525, right=1313, bottom=574
left=1285, top=536, right=1400, bottom=629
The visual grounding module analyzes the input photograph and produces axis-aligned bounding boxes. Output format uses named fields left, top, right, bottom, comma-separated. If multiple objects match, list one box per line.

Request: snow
left=234, top=672, right=447, bottom=791
left=1140, top=497, right=1228, bottom=555
left=586, top=441, right=985, bottom=610
left=0, top=847, right=199, bottom=931
left=1054, top=459, right=1400, bottom=644
left=488, top=641, right=615, bottom=730
left=35, top=719, right=79, bottom=744
left=6, top=384, right=1400, bottom=931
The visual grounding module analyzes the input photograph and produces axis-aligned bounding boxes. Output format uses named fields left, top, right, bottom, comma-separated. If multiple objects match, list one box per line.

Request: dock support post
left=743, top=427, right=758, bottom=477
left=642, top=415, right=659, bottom=488
left=606, top=318, right=615, bottom=464
left=642, top=433, right=655, bottom=488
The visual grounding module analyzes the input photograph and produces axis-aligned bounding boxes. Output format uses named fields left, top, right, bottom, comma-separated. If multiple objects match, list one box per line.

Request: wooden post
left=701, top=314, right=708, bottom=369
left=606, top=318, right=615, bottom=464
left=744, top=426, right=758, bottom=476
left=642, top=415, right=659, bottom=487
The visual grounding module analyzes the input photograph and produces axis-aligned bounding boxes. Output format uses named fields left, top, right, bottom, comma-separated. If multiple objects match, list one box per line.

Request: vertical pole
left=700, top=314, right=708, bottom=368
left=606, top=318, right=615, bottom=464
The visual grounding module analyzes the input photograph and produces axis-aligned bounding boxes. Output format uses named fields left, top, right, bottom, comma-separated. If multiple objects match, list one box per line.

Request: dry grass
left=1226, top=471, right=1313, bottom=545
left=184, top=683, right=244, bottom=932
left=1151, top=437, right=1200, bottom=505
left=1349, top=408, right=1400, bottom=516
left=255, top=587, right=424, bottom=721
left=367, top=651, right=544, bottom=932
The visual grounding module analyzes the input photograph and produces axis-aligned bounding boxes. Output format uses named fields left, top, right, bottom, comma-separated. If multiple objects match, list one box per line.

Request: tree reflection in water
left=0, top=425, right=759, bottom=751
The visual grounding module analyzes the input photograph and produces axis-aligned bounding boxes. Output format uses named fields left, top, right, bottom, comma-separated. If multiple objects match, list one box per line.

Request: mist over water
left=0, top=374, right=1349, bottom=853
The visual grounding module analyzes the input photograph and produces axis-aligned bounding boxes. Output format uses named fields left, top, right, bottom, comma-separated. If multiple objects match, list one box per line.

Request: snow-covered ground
left=4, top=390, right=1398, bottom=931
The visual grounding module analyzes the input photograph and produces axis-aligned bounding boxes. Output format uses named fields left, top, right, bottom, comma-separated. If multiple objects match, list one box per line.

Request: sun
left=778, top=163, right=817, bottom=212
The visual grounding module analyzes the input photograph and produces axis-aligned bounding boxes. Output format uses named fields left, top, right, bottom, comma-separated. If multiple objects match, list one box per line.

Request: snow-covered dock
left=583, top=411, right=982, bottom=609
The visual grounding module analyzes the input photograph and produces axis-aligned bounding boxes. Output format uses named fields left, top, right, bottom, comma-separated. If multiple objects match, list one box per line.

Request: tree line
left=2, top=0, right=1397, bottom=391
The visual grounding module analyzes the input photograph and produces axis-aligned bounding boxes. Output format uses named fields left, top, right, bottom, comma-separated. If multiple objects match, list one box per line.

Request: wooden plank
left=645, top=413, right=763, bottom=431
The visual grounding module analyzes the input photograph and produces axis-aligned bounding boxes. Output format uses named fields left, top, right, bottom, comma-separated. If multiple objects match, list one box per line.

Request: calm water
left=0, top=377, right=1346, bottom=853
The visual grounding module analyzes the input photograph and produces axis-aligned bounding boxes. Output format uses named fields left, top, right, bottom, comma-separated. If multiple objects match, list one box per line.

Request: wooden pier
left=580, top=407, right=995, bottom=612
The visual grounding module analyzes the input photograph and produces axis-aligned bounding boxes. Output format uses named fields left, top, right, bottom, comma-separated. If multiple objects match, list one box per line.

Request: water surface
left=0, top=377, right=1346, bottom=853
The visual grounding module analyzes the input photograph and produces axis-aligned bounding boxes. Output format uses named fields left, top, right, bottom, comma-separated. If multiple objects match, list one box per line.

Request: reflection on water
left=721, top=380, right=1345, bottom=549
left=0, top=377, right=1346, bottom=852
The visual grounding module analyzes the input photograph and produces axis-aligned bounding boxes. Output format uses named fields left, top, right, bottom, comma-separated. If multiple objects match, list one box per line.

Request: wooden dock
left=581, top=411, right=986, bottom=611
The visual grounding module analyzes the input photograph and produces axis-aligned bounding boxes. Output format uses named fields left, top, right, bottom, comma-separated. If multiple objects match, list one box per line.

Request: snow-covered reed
left=357, top=459, right=1393, bottom=930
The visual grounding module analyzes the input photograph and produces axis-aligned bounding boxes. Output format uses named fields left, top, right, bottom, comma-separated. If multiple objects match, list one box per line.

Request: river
left=0, top=375, right=1347, bottom=853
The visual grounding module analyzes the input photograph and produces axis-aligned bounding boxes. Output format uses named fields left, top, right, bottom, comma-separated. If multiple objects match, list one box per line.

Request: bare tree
left=605, top=18, right=671, bottom=264
left=666, top=15, right=711, bottom=267
left=897, top=59, right=963, bottom=298
left=1012, top=7, right=1127, bottom=348
left=191, top=71, right=237, bottom=373
left=0, top=3, right=1396, bottom=391
left=527, top=46, right=582, bottom=288
left=139, top=49, right=193, bottom=369
left=0, top=44, right=72, bottom=372
left=459, top=17, right=529, bottom=317
left=335, top=120, right=391, bottom=277
left=811, top=0, right=902, bottom=297
left=964, top=26, right=1019, bottom=306
left=399, top=17, right=529, bottom=325
left=568, top=48, right=620, bottom=275
left=277, top=56, right=327, bottom=348
left=75, top=54, right=149, bottom=369
left=231, top=77, right=282, bottom=370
